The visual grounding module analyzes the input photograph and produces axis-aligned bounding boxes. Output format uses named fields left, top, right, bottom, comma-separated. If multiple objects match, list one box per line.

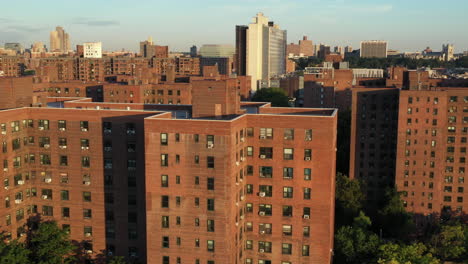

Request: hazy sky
left=0, top=0, right=467, bottom=53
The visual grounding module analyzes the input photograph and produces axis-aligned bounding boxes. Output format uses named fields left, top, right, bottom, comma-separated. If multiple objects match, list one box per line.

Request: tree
left=334, top=211, right=380, bottom=264
left=335, top=173, right=365, bottom=227
left=27, top=221, right=76, bottom=264
left=251, top=88, right=290, bottom=107
left=377, top=188, right=415, bottom=241
left=107, top=256, right=128, bottom=264
left=0, top=239, right=30, bottom=264
left=377, top=243, right=440, bottom=264
left=430, top=224, right=466, bottom=261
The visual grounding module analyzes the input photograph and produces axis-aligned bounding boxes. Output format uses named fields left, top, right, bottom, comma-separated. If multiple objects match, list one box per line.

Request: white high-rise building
left=246, top=13, right=287, bottom=90
left=84, top=42, right=102, bottom=58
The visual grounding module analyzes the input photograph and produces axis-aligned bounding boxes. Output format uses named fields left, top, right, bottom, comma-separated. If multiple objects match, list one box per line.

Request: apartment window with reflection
left=62, top=207, right=70, bottom=218
left=258, top=241, right=272, bottom=253
left=207, top=240, right=215, bottom=252
left=282, top=243, right=292, bottom=255
left=40, top=154, right=51, bottom=165
left=282, top=225, right=292, bottom=236
left=259, top=128, right=273, bottom=139
left=207, top=156, right=215, bottom=168
left=58, top=120, right=66, bottom=131
left=161, top=154, right=168, bottom=167
left=283, top=187, right=293, bottom=198
left=304, top=168, right=312, bottom=180
left=260, top=166, right=273, bottom=178
left=38, top=120, right=49, bottom=130
left=162, top=236, right=169, bottom=248
left=302, top=245, right=310, bottom=256
left=304, top=188, right=311, bottom=199
left=247, top=127, right=254, bottom=137
left=259, top=185, right=272, bottom=197
left=304, top=149, right=312, bottom=161
left=247, top=146, right=253, bottom=156
left=283, top=148, right=294, bottom=160
left=161, top=175, right=168, bottom=187
left=283, top=167, right=293, bottom=179
left=59, top=138, right=67, bottom=148
left=259, top=204, right=272, bottom=216
left=175, top=133, right=180, bottom=142
left=207, top=135, right=214, bottom=146
left=303, top=207, right=311, bottom=217
left=303, top=226, right=310, bottom=237
left=207, top=219, right=215, bottom=232
left=42, top=206, right=53, bottom=216
left=284, top=129, right=294, bottom=140
left=59, top=156, right=68, bottom=166
left=305, top=129, right=313, bottom=141
left=161, top=196, right=169, bottom=208
left=83, top=192, right=92, bottom=202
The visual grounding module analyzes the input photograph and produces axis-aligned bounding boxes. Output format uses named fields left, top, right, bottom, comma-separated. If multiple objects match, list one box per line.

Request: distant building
left=235, top=25, right=248, bottom=76
left=360, top=40, right=388, bottom=58
left=190, top=45, right=197, bottom=57
left=84, top=42, right=102, bottom=58
left=4, top=43, right=23, bottom=54
left=317, top=44, right=331, bottom=59
left=199, top=44, right=235, bottom=57
left=140, top=37, right=169, bottom=58
left=238, top=13, right=287, bottom=90
left=287, top=36, right=313, bottom=57
left=442, top=44, right=455, bottom=61
left=31, top=42, right=46, bottom=53
left=50, top=26, right=70, bottom=53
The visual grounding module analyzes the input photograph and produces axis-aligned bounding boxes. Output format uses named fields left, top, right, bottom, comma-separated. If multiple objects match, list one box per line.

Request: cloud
left=6, top=25, right=48, bottom=32
left=72, top=18, right=120, bottom=26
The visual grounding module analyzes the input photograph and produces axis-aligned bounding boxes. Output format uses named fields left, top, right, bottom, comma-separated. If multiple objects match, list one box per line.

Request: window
left=207, top=199, right=215, bottom=211
left=80, top=121, right=89, bottom=131
left=40, top=154, right=51, bottom=165
left=258, top=241, right=272, bottom=253
left=283, top=187, right=293, bottom=198
left=81, top=139, right=89, bottom=149
left=207, top=156, right=215, bottom=168
left=259, top=204, right=272, bottom=216
left=83, top=209, right=92, bottom=219
left=83, top=192, right=92, bottom=202
left=194, top=134, right=199, bottom=142
left=161, top=175, right=168, bottom=187
left=284, top=129, right=294, bottom=140
left=305, top=129, right=312, bottom=141
left=282, top=206, right=293, bottom=217
left=247, top=146, right=253, bottom=156
left=60, top=190, right=69, bottom=200
left=58, top=120, right=66, bottom=131
left=207, top=240, right=215, bottom=252
left=282, top=225, right=292, bottom=236
left=302, top=245, right=310, bottom=256
left=161, top=195, right=170, bottom=208
left=59, top=156, right=68, bottom=166
left=207, top=219, right=215, bottom=232
left=304, top=149, right=312, bottom=161
left=42, top=206, right=53, bottom=216
left=260, top=166, right=273, bottom=178
left=207, top=178, right=215, bottom=190
left=303, top=226, right=310, bottom=237
left=304, top=168, right=312, bottom=180
left=283, top=167, right=293, bottom=179
left=245, top=240, right=253, bottom=250
left=207, top=135, right=214, bottom=146
left=81, top=156, right=90, bottom=168
left=38, top=120, right=49, bottom=130
left=162, top=236, right=169, bottom=248
left=259, top=185, right=272, bottom=197
left=282, top=243, right=292, bottom=255
left=161, top=154, right=168, bottom=167
left=304, top=188, right=311, bottom=199
left=259, top=128, right=273, bottom=139
left=259, top=147, right=273, bottom=159
left=283, top=148, right=293, bottom=160
left=247, top=127, right=254, bottom=137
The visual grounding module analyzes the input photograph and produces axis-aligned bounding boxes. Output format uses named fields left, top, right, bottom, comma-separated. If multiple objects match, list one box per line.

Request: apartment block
left=145, top=78, right=337, bottom=264
left=396, top=88, right=468, bottom=215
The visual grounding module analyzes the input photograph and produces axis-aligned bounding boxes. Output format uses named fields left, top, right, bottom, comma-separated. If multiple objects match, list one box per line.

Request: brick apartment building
left=0, top=74, right=338, bottom=264
left=396, top=88, right=468, bottom=215
left=349, top=88, right=400, bottom=203
left=145, top=78, right=338, bottom=264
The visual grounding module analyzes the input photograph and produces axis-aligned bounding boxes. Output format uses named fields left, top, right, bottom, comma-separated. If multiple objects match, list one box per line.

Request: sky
left=0, top=0, right=467, bottom=53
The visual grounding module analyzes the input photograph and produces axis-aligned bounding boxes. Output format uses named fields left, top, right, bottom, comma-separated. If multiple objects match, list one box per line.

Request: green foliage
left=334, top=211, right=380, bottom=264
left=345, top=56, right=468, bottom=70
left=251, top=88, right=290, bottom=107
left=377, top=243, right=440, bottom=264
left=377, top=189, right=415, bottom=241
left=430, top=224, right=466, bottom=261
left=107, top=256, right=128, bottom=264
left=0, top=239, right=30, bottom=264
left=27, top=221, right=76, bottom=264
left=293, top=57, right=324, bottom=70
left=335, top=173, right=365, bottom=227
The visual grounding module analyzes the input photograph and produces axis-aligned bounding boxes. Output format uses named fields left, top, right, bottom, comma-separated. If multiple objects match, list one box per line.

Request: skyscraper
left=238, top=13, right=287, bottom=90
left=235, top=25, right=248, bottom=76
left=50, top=26, right=71, bottom=53
left=360, top=41, right=388, bottom=58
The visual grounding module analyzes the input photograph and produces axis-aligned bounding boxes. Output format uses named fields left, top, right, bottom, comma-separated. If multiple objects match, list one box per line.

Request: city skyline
left=0, top=0, right=467, bottom=52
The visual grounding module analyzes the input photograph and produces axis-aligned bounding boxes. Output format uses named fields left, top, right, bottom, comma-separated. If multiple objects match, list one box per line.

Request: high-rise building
left=396, top=88, right=468, bottom=215
left=239, top=13, right=287, bottom=90
left=287, top=36, right=313, bottom=57
left=50, top=26, right=70, bottom=53
left=31, top=42, right=46, bottom=53
left=83, top=42, right=103, bottom=59
left=235, top=25, right=248, bottom=76
left=199, top=45, right=235, bottom=75
left=145, top=77, right=337, bottom=264
left=140, top=37, right=169, bottom=59
left=360, top=41, right=388, bottom=58
left=190, top=45, right=197, bottom=57
left=442, top=44, right=455, bottom=61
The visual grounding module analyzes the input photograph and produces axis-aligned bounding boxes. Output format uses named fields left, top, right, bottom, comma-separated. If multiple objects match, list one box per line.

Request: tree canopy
left=251, top=88, right=290, bottom=107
